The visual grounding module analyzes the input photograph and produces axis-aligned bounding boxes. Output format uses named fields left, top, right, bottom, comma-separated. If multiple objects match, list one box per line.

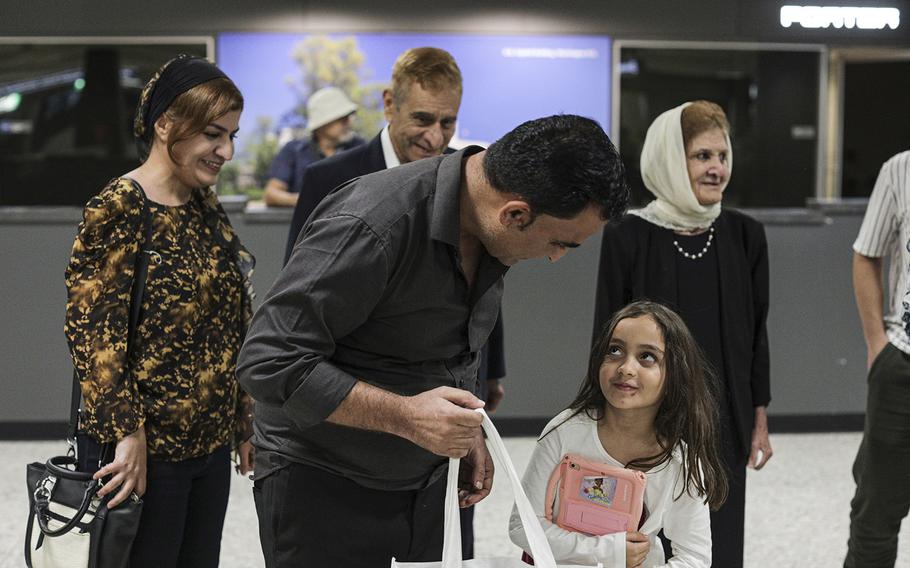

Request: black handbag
left=25, top=455, right=143, bottom=568
left=25, top=182, right=153, bottom=568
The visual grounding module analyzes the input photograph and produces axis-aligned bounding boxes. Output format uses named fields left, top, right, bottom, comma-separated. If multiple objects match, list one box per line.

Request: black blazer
left=593, top=209, right=771, bottom=453
left=285, top=134, right=386, bottom=263
left=282, top=133, right=507, bottom=385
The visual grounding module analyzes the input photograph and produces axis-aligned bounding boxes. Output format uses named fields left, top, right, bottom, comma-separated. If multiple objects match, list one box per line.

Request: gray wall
left=1, top=210, right=84, bottom=424
left=0, top=204, right=869, bottom=428
left=501, top=208, right=869, bottom=421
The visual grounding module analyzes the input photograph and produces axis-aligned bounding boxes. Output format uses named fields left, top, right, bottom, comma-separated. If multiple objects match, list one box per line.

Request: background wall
left=0, top=204, right=869, bottom=436
left=501, top=206, right=870, bottom=433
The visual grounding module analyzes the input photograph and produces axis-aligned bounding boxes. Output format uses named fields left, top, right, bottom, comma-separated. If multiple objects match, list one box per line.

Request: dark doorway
left=841, top=60, right=910, bottom=198
left=0, top=42, right=207, bottom=206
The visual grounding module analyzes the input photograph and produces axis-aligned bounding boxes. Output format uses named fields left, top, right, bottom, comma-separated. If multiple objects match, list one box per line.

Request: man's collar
left=430, top=146, right=485, bottom=247
left=380, top=125, right=401, bottom=169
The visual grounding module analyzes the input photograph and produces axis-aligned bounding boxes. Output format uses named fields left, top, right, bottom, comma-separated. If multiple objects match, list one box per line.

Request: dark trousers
left=459, top=505, right=475, bottom=560
left=709, top=438, right=747, bottom=568
left=129, top=445, right=231, bottom=568
left=253, top=461, right=447, bottom=568
left=658, top=415, right=746, bottom=567
left=845, top=343, right=910, bottom=568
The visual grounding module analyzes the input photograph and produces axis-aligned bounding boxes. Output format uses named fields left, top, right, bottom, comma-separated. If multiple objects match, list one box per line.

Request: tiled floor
left=5, top=432, right=909, bottom=567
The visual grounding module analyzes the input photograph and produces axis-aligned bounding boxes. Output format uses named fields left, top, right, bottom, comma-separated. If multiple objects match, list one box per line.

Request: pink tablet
left=544, top=453, right=646, bottom=535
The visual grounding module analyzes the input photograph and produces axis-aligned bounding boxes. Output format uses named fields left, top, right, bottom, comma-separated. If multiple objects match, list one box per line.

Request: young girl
left=509, top=301, right=728, bottom=567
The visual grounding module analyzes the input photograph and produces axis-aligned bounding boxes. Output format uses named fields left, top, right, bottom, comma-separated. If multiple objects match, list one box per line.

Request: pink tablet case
left=544, top=453, right=646, bottom=536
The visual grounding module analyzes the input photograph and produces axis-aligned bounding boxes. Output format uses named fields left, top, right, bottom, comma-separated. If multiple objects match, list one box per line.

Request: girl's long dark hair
left=567, top=300, right=729, bottom=509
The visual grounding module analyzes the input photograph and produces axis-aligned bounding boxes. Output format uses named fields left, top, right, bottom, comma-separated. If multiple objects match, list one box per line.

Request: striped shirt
left=853, top=150, right=910, bottom=354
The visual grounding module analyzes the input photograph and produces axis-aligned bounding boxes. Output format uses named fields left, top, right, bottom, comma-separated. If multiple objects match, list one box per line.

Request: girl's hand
left=236, top=439, right=255, bottom=476
left=625, top=531, right=649, bottom=568
left=94, top=425, right=147, bottom=509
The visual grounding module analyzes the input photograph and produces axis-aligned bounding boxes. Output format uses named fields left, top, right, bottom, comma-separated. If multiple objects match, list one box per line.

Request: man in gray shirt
left=237, top=114, right=630, bottom=567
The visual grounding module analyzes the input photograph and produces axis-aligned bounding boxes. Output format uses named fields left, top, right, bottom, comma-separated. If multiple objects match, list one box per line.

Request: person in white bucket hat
left=263, top=86, right=364, bottom=206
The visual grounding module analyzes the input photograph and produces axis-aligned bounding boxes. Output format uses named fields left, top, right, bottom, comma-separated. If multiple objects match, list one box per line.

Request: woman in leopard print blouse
left=64, top=55, right=255, bottom=568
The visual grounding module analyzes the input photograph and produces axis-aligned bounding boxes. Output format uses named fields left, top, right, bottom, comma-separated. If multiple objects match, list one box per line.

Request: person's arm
left=749, top=405, right=772, bottom=470
left=851, top=158, right=898, bottom=368
left=263, top=178, right=299, bottom=207
left=326, top=381, right=484, bottom=458
left=485, top=379, right=504, bottom=412
left=234, top=391, right=255, bottom=475
left=853, top=252, right=888, bottom=369
left=747, top=221, right=773, bottom=470
left=484, top=312, right=506, bottom=411
left=459, top=429, right=494, bottom=506
left=94, top=425, right=147, bottom=508
left=237, top=213, right=484, bottom=458
left=65, top=180, right=146, bottom=443
left=264, top=141, right=298, bottom=208
left=508, top=427, right=627, bottom=565
left=64, top=180, right=148, bottom=506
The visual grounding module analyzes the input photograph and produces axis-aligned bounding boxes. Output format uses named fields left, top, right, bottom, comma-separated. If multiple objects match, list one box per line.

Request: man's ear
left=499, top=200, right=532, bottom=229
left=382, top=89, right=395, bottom=122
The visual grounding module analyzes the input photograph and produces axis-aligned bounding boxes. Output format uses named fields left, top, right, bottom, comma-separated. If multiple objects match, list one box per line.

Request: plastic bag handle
left=440, top=408, right=559, bottom=568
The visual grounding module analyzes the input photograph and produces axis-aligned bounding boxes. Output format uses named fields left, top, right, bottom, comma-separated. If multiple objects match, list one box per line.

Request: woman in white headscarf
left=592, top=101, right=773, bottom=568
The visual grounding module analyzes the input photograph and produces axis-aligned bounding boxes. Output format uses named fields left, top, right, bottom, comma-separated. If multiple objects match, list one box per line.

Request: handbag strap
left=68, top=183, right=154, bottom=444
left=440, top=409, right=561, bottom=568
left=33, top=477, right=100, bottom=537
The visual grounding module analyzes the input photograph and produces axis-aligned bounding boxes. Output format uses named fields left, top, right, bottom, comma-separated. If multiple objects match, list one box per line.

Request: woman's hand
left=94, top=425, right=147, bottom=508
left=748, top=406, right=773, bottom=470
left=625, top=531, right=649, bottom=567
left=236, top=439, right=255, bottom=476
left=485, top=379, right=505, bottom=412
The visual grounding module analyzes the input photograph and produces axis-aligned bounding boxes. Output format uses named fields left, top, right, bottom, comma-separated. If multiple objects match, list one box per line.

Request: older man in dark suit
left=286, top=47, right=460, bottom=263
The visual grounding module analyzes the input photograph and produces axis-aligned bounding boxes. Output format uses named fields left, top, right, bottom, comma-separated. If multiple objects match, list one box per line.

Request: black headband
left=133, top=55, right=228, bottom=142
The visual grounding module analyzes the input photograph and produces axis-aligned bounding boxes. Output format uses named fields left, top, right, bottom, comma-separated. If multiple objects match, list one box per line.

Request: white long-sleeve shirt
left=509, top=409, right=711, bottom=567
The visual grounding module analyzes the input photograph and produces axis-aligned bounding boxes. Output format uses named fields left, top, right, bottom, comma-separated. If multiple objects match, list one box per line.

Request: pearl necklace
left=673, top=226, right=715, bottom=260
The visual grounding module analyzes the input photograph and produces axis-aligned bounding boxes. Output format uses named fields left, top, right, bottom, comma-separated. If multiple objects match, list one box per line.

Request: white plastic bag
left=392, top=409, right=601, bottom=568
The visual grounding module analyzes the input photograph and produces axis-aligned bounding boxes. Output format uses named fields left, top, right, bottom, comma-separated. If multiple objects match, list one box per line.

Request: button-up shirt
left=380, top=124, right=401, bottom=168
left=237, top=146, right=508, bottom=490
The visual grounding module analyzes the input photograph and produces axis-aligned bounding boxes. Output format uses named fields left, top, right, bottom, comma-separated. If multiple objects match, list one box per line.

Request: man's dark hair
left=482, top=114, right=629, bottom=220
